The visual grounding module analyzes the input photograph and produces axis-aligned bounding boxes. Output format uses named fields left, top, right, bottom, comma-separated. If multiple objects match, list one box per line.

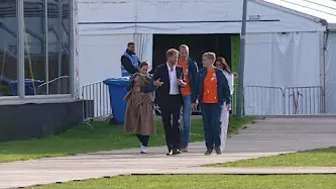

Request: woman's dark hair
left=139, top=61, right=149, bottom=68
left=215, top=57, right=232, bottom=74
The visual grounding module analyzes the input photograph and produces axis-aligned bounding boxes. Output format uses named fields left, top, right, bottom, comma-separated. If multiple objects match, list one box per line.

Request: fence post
left=282, top=88, right=286, bottom=115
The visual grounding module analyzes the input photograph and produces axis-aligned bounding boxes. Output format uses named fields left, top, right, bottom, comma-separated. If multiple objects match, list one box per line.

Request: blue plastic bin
left=0, top=75, right=43, bottom=95
left=103, top=77, right=130, bottom=125
left=10, top=79, right=44, bottom=95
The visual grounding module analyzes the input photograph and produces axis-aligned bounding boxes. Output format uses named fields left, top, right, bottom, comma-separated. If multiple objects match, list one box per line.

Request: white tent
left=78, top=0, right=336, bottom=115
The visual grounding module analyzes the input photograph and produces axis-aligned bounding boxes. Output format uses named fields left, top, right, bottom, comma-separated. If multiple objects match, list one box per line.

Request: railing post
left=282, top=88, right=286, bottom=115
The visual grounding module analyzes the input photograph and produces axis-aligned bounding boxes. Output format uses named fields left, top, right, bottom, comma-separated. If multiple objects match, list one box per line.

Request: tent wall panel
left=325, top=32, right=336, bottom=114
left=78, top=34, right=133, bottom=87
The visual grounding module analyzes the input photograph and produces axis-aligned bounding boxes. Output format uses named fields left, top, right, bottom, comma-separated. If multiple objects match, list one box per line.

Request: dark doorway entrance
left=152, top=34, right=237, bottom=70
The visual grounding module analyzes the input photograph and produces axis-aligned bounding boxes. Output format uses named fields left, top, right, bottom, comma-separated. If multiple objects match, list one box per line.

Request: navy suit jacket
left=152, top=63, right=184, bottom=106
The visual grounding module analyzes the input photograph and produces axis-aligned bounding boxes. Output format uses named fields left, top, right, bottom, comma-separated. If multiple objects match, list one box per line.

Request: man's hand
left=191, top=103, right=198, bottom=111
left=225, top=104, right=232, bottom=110
left=153, top=78, right=164, bottom=87
left=176, top=79, right=186, bottom=87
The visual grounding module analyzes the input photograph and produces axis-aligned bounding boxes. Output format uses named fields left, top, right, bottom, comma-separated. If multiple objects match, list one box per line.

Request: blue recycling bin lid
left=103, top=77, right=130, bottom=86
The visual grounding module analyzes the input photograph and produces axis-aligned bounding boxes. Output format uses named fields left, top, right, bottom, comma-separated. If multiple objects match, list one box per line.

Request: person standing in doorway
left=215, top=57, right=234, bottom=152
left=153, top=48, right=186, bottom=156
left=124, top=62, right=156, bottom=154
left=195, top=52, right=231, bottom=155
left=121, top=42, right=141, bottom=77
left=178, top=44, right=199, bottom=152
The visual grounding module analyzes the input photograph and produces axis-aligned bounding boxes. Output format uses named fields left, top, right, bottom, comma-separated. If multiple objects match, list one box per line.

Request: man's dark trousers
left=160, top=95, right=182, bottom=151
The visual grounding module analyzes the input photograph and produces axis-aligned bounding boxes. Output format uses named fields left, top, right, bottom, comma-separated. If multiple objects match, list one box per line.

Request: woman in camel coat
left=124, top=62, right=156, bottom=154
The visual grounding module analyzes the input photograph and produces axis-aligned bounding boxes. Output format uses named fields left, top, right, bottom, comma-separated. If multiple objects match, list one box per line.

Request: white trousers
left=220, top=108, right=230, bottom=151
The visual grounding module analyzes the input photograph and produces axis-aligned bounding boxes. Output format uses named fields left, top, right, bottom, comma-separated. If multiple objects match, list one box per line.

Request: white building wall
left=78, top=0, right=324, bottom=35
left=77, top=0, right=324, bottom=88
left=325, top=32, right=336, bottom=114
left=77, top=0, right=330, bottom=115
left=244, top=31, right=321, bottom=115
left=78, top=34, right=133, bottom=87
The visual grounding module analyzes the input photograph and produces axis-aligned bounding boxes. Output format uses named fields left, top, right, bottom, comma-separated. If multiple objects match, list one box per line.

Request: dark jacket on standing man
left=185, top=58, right=199, bottom=103
left=197, top=68, right=232, bottom=105
left=152, top=63, right=185, bottom=106
left=121, top=49, right=141, bottom=76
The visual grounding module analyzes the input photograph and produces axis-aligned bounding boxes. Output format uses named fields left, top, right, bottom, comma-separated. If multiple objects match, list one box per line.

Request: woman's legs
left=136, top=134, right=144, bottom=145
left=136, top=134, right=150, bottom=146
left=137, top=134, right=150, bottom=154
left=220, top=108, right=230, bottom=151
left=142, top=135, right=150, bottom=147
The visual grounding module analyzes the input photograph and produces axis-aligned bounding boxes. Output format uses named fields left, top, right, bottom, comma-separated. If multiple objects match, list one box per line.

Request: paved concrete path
left=1, top=117, right=336, bottom=189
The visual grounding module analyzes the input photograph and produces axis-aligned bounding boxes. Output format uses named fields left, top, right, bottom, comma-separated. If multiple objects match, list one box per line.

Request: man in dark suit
left=153, top=48, right=186, bottom=156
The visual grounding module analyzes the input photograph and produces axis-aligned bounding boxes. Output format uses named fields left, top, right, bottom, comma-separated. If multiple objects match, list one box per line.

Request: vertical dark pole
left=17, top=0, right=25, bottom=98
left=237, top=0, right=248, bottom=117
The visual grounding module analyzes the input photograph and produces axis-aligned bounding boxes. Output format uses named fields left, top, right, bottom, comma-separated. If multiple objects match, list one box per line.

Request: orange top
left=202, top=68, right=218, bottom=103
left=178, top=59, right=192, bottom=96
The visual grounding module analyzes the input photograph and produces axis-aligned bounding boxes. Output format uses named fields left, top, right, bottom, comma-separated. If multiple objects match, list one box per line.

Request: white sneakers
left=140, top=144, right=147, bottom=154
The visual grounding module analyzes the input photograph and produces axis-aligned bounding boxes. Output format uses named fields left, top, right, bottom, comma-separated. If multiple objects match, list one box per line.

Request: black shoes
left=205, top=148, right=213, bottom=155
left=166, top=150, right=173, bottom=156
left=205, top=148, right=222, bottom=155
left=173, top=149, right=181, bottom=155
left=215, top=147, right=222, bottom=155
left=166, top=149, right=180, bottom=156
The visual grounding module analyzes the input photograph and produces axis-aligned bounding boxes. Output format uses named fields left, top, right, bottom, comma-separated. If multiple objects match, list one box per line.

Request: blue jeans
left=181, top=95, right=191, bottom=147
left=201, top=103, right=222, bottom=149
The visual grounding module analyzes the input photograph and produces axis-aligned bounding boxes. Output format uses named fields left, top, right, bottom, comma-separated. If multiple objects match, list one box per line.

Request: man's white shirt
left=167, top=63, right=180, bottom=95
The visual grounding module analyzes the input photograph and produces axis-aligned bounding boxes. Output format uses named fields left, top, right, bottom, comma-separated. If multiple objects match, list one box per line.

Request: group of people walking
left=121, top=42, right=233, bottom=156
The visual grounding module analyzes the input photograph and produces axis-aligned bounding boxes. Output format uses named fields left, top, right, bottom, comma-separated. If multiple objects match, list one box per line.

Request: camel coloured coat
left=124, top=73, right=156, bottom=135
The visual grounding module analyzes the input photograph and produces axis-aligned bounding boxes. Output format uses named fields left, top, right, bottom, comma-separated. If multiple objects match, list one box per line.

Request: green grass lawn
left=0, top=116, right=254, bottom=163
left=29, top=175, right=336, bottom=189
left=208, top=147, right=336, bottom=167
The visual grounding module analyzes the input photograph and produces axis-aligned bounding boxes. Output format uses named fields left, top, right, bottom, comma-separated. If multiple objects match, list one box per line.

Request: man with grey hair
left=178, top=44, right=199, bottom=152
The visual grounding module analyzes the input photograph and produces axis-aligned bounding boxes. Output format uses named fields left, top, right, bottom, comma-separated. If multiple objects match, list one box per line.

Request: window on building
left=23, top=0, right=71, bottom=96
left=0, top=1, right=18, bottom=96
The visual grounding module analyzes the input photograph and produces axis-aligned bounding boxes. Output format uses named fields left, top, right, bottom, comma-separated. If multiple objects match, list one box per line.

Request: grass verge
left=0, top=116, right=254, bottom=163
left=28, top=175, right=336, bottom=189
left=208, top=147, right=336, bottom=167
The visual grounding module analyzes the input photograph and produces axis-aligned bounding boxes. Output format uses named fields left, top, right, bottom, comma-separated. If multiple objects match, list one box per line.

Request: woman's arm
left=127, top=74, right=141, bottom=91
left=139, top=76, right=156, bottom=93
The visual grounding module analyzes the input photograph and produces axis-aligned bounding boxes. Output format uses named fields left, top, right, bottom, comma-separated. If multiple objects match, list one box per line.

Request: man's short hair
left=202, top=52, right=216, bottom=61
left=179, top=44, right=189, bottom=51
left=127, top=42, right=135, bottom=47
left=166, top=48, right=179, bottom=58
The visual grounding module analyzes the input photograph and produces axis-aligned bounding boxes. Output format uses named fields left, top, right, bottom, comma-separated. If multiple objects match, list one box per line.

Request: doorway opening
left=152, top=34, right=240, bottom=73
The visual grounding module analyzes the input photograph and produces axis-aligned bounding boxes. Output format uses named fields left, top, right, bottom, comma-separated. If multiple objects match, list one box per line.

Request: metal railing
left=82, top=81, right=111, bottom=121
left=284, top=86, right=324, bottom=115
left=244, top=86, right=325, bottom=116
left=80, top=81, right=325, bottom=121
left=244, top=86, right=284, bottom=115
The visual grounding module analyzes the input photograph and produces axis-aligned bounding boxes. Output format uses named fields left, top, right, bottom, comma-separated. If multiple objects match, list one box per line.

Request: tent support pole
left=320, top=31, right=326, bottom=113
left=237, top=0, right=248, bottom=117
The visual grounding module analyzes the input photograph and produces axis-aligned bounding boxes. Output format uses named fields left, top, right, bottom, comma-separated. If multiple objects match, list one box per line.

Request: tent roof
left=257, top=0, right=336, bottom=30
